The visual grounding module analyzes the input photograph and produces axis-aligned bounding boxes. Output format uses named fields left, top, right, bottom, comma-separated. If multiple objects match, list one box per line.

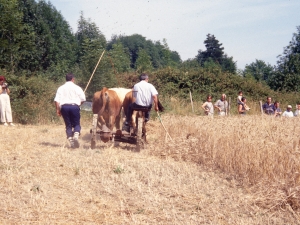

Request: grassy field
left=0, top=113, right=300, bottom=224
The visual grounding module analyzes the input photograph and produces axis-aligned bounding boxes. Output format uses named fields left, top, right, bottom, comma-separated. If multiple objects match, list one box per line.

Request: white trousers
left=0, top=94, right=12, bottom=123
left=218, top=111, right=227, bottom=116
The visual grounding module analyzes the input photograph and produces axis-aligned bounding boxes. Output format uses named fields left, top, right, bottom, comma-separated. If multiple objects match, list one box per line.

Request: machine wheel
left=91, top=114, right=98, bottom=149
left=136, top=117, right=144, bottom=151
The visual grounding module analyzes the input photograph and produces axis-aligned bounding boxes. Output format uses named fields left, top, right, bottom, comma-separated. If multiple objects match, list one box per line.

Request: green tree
left=243, top=59, right=274, bottom=82
left=76, top=12, right=106, bottom=63
left=135, top=48, right=153, bottom=73
left=107, top=34, right=180, bottom=69
left=196, top=34, right=224, bottom=65
left=0, top=0, right=35, bottom=72
left=34, top=0, right=77, bottom=76
left=270, top=26, right=300, bottom=91
left=0, top=0, right=77, bottom=74
left=76, top=14, right=116, bottom=98
left=108, top=42, right=131, bottom=74
left=196, top=34, right=236, bottom=73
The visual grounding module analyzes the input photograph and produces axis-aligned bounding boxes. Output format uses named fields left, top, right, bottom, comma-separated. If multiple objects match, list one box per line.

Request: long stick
left=189, top=91, right=194, bottom=113
left=84, top=50, right=106, bottom=93
left=156, top=112, right=173, bottom=141
left=228, top=97, right=231, bottom=116
left=259, top=100, right=263, bottom=115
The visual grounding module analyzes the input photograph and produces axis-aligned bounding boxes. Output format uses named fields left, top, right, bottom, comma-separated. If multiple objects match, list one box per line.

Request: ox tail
left=157, top=99, right=164, bottom=112
left=99, top=87, right=109, bottom=115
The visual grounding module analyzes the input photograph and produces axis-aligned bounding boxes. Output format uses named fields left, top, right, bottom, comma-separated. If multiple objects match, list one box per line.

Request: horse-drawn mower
left=90, top=109, right=148, bottom=151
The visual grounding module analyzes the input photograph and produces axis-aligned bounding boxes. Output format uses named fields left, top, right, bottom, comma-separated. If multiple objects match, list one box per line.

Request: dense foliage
left=0, top=0, right=299, bottom=123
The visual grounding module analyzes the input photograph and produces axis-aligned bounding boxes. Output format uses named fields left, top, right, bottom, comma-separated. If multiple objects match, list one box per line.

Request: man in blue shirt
left=262, top=97, right=275, bottom=115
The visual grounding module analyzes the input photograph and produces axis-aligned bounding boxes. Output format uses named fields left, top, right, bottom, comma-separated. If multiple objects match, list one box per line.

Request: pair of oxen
left=92, top=87, right=163, bottom=143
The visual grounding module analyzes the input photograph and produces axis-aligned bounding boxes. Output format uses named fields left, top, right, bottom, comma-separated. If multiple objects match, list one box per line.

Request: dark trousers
left=60, top=104, right=81, bottom=138
left=126, top=103, right=152, bottom=123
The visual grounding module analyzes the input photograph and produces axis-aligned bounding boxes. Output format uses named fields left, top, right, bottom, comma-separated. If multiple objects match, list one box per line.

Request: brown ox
left=109, top=88, right=132, bottom=125
left=122, top=91, right=164, bottom=143
left=92, top=87, right=122, bottom=142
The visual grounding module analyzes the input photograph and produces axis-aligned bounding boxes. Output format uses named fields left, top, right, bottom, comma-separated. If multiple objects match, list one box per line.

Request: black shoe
left=122, top=122, right=130, bottom=133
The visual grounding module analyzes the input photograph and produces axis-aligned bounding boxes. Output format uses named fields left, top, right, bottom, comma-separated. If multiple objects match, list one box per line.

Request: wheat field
left=0, top=113, right=300, bottom=224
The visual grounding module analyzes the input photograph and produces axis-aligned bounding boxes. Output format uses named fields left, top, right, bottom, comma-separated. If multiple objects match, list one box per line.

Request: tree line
left=0, top=0, right=300, bottom=123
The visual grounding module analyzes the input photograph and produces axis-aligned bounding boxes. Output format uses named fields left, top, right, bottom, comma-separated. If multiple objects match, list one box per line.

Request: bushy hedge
left=0, top=70, right=58, bottom=124
left=1, top=66, right=299, bottom=124
left=150, top=67, right=300, bottom=105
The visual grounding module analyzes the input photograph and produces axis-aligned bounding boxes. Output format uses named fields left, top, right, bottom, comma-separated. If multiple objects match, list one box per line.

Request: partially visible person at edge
left=202, top=95, right=214, bottom=116
left=282, top=105, right=294, bottom=117
left=214, top=93, right=228, bottom=116
left=294, top=103, right=300, bottom=116
left=0, top=76, right=14, bottom=126
left=262, top=96, right=275, bottom=115
left=238, top=97, right=248, bottom=115
left=54, top=73, right=86, bottom=149
left=274, top=101, right=282, bottom=117
left=237, top=91, right=243, bottom=105
left=122, top=73, right=158, bottom=132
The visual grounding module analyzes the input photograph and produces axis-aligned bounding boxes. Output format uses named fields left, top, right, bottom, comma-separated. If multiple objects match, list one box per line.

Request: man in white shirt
left=214, top=93, right=228, bottom=116
left=282, top=105, right=294, bottom=118
left=54, top=74, right=86, bottom=148
left=294, top=103, right=300, bottom=116
left=123, top=74, right=159, bottom=132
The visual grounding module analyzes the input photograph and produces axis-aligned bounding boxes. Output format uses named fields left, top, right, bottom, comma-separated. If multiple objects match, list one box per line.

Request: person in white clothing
left=202, top=95, right=214, bottom=116
left=237, top=91, right=243, bottom=105
left=294, top=103, right=300, bottom=116
left=214, top=93, right=228, bottom=116
left=282, top=105, right=294, bottom=117
left=0, top=76, right=14, bottom=126
left=123, top=73, right=158, bottom=131
left=54, top=73, right=86, bottom=148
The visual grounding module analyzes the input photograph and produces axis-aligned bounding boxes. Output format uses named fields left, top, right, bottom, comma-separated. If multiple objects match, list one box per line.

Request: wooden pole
left=259, top=100, right=263, bottom=115
left=84, top=50, right=106, bottom=93
left=156, top=112, right=173, bottom=141
left=189, top=90, right=194, bottom=113
left=228, top=97, right=231, bottom=116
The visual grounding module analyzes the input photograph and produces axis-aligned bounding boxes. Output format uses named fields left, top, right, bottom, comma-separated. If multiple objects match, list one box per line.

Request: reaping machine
left=90, top=108, right=148, bottom=151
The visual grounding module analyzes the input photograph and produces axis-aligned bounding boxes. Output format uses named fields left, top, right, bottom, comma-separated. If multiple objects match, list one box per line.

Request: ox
left=122, top=91, right=164, bottom=144
left=109, top=88, right=132, bottom=125
left=92, top=87, right=122, bottom=143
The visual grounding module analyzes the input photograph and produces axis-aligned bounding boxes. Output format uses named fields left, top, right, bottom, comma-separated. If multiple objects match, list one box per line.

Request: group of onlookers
left=201, top=91, right=299, bottom=117
left=262, top=96, right=299, bottom=117
left=202, top=91, right=249, bottom=116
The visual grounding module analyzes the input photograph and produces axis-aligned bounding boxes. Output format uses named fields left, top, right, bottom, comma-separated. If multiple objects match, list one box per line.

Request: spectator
left=202, top=95, right=214, bottom=116
left=282, top=105, right=294, bottom=117
left=54, top=73, right=86, bottom=148
left=237, top=91, right=243, bottom=105
left=214, top=93, right=228, bottom=116
left=238, top=97, right=248, bottom=115
left=274, top=101, right=282, bottom=117
left=294, top=103, right=300, bottom=116
left=0, top=76, right=14, bottom=126
left=262, top=97, right=275, bottom=115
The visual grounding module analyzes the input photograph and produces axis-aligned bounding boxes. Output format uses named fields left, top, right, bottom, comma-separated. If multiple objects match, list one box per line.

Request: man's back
left=55, top=81, right=85, bottom=106
left=134, top=81, right=158, bottom=106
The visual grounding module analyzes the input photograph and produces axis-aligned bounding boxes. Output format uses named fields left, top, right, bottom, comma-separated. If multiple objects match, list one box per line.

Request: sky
left=50, top=0, right=300, bottom=69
